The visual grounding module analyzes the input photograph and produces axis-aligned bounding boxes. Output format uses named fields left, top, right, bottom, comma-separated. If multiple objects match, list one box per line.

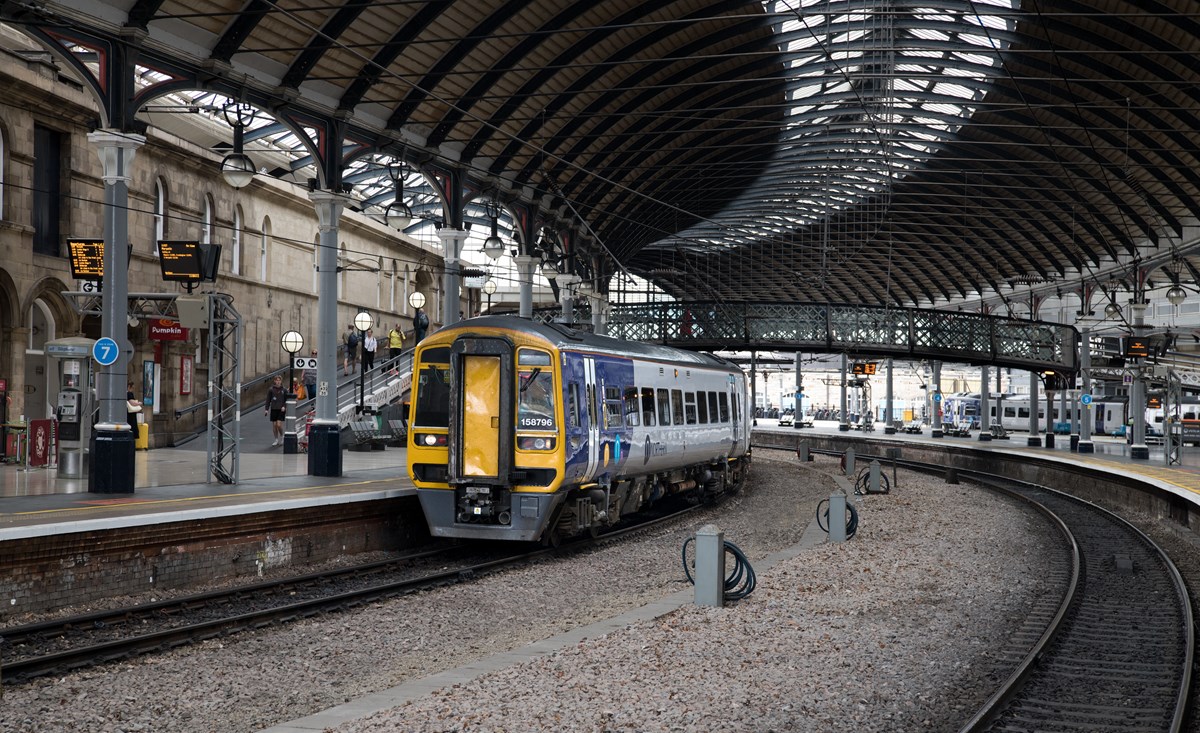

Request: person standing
left=126, top=381, right=142, bottom=435
left=302, top=350, right=318, bottom=402
left=264, top=375, right=288, bottom=447
left=343, top=323, right=359, bottom=376
left=363, top=328, right=378, bottom=374
left=413, top=307, right=429, bottom=343
left=387, top=323, right=405, bottom=368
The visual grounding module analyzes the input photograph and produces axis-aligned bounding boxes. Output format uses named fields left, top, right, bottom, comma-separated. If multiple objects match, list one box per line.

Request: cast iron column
left=1078, top=327, right=1094, bottom=453
left=978, top=365, right=991, bottom=441
left=308, top=190, right=350, bottom=477
left=87, top=130, right=144, bottom=493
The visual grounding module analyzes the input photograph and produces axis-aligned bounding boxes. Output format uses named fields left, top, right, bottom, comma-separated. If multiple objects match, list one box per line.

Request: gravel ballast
left=3, top=451, right=1067, bottom=732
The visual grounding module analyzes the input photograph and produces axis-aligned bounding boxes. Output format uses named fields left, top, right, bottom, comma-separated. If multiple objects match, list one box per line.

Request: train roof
left=440, top=315, right=741, bottom=371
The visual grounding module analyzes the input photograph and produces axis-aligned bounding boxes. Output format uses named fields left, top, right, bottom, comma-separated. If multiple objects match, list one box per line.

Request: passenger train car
left=407, top=315, right=753, bottom=543
left=939, top=392, right=1152, bottom=437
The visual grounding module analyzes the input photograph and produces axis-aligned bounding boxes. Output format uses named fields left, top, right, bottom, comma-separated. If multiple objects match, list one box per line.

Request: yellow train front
left=407, top=315, right=752, bottom=543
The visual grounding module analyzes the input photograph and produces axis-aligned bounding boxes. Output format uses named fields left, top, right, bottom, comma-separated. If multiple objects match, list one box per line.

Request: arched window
left=202, top=194, right=214, bottom=245
left=231, top=205, right=243, bottom=276
left=260, top=217, right=270, bottom=281
left=153, top=178, right=167, bottom=252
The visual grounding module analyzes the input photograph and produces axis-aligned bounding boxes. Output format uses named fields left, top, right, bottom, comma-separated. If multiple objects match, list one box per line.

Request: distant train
left=407, top=315, right=753, bottom=544
left=938, top=392, right=1153, bottom=438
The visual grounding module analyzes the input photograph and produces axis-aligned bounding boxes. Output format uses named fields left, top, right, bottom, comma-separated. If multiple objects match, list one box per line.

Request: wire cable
left=680, top=537, right=757, bottom=602
left=815, top=498, right=859, bottom=540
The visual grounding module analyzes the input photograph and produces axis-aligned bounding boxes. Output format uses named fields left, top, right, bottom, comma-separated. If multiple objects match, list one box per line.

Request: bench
left=902, top=421, right=923, bottom=434
left=946, top=421, right=972, bottom=437
left=348, top=420, right=388, bottom=451
left=386, top=418, right=407, bottom=447
left=989, top=424, right=1009, bottom=439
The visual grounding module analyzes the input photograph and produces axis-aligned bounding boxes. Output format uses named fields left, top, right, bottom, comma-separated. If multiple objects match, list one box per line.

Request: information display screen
left=68, top=239, right=105, bottom=281
left=1124, top=337, right=1150, bottom=359
left=158, top=241, right=203, bottom=282
left=851, top=362, right=878, bottom=375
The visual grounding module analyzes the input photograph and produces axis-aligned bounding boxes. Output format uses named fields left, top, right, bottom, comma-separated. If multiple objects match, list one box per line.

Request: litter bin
left=135, top=421, right=149, bottom=450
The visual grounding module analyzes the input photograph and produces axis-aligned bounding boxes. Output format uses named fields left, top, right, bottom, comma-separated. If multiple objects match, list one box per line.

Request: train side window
left=719, top=392, right=730, bottom=422
left=1018, top=407, right=1029, bottom=419
left=623, top=387, right=640, bottom=427
left=672, top=389, right=685, bottom=425
left=1004, top=406, right=1016, bottom=418
left=696, top=391, right=709, bottom=423
left=604, top=385, right=624, bottom=429
left=657, top=388, right=671, bottom=425
left=684, top=392, right=698, bottom=424
left=641, top=387, right=656, bottom=426
left=567, top=383, right=580, bottom=428
left=708, top=392, right=720, bottom=422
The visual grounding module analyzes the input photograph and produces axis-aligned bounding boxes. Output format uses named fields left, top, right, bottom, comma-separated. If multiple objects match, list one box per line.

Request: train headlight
left=414, top=433, right=447, bottom=447
left=517, top=436, right=555, bottom=450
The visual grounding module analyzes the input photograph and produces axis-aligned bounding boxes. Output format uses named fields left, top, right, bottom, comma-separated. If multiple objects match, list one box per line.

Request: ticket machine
left=46, top=337, right=95, bottom=478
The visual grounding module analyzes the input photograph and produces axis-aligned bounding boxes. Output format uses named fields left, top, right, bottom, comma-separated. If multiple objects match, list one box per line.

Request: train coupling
left=456, top=485, right=509, bottom=524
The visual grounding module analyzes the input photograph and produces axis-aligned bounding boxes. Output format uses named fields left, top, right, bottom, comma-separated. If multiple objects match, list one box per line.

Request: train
left=406, top=315, right=753, bottom=544
left=938, top=392, right=1173, bottom=439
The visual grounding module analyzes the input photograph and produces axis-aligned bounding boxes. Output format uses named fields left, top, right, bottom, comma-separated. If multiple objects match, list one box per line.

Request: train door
left=582, top=356, right=601, bottom=479
left=448, top=337, right=514, bottom=487
left=729, top=376, right=742, bottom=444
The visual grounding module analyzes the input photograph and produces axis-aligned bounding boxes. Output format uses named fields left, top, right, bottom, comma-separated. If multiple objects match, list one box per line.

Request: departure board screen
left=1124, top=337, right=1150, bottom=359
left=157, top=241, right=203, bottom=282
left=851, top=362, right=877, bottom=375
left=68, top=239, right=105, bottom=281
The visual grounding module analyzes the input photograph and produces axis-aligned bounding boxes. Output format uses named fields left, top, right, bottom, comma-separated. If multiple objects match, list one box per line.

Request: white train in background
left=936, top=392, right=1182, bottom=439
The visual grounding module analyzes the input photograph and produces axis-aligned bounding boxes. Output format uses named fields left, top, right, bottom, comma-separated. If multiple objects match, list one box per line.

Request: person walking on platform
left=387, top=323, right=405, bottom=371
left=303, top=350, right=318, bottom=403
left=413, top=307, right=429, bottom=344
left=126, top=381, right=142, bottom=435
left=265, top=375, right=288, bottom=447
left=343, top=324, right=359, bottom=376
left=363, top=328, right=378, bottom=375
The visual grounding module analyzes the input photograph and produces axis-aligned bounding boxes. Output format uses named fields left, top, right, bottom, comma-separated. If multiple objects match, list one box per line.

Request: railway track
left=779, top=444, right=1194, bottom=732
left=959, top=474, right=1193, bottom=733
left=0, top=500, right=705, bottom=685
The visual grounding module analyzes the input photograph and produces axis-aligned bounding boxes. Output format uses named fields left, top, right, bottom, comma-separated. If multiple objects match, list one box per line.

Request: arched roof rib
left=9, top=1, right=1200, bottom=310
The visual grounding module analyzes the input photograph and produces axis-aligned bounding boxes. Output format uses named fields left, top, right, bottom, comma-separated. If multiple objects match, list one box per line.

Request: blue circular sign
left=93, top=337, right=120, bottom=366
left=1080, top=393, right=1093, bottom=405
left=933, top=392, right=943, bottom=402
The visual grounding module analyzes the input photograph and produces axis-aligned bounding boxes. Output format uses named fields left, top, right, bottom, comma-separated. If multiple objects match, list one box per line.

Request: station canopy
left=5, top=1, right=1200, bottom=311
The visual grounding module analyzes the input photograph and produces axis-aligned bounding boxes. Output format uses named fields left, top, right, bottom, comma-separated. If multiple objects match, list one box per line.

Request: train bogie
left=408, top=316, right=752, bottom=543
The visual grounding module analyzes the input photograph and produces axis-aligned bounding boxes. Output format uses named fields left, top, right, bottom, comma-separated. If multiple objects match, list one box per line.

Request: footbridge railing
left=534, top=301, right=1078, bottom=372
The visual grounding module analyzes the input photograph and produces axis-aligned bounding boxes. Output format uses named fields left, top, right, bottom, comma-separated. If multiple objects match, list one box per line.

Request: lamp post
left=483, top=279, right=496, bottom=313
left=281, top=330, right=304, bottom=453
left=220, top=102, right=257, bottom=189
left=354, top=311, right=372, bottom=415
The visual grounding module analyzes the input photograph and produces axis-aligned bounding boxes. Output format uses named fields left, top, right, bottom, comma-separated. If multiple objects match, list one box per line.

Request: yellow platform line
left=7, top=478, right=399, bottom=517
left=1008, top=445, right=1200, bottom=495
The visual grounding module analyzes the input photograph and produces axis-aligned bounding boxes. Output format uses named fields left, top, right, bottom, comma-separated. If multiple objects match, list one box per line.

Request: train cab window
left=623, top=387, right=640, bottom=427
left=708, top=392, right=720, bottom=422
left=641, top=387, right=656, bottom=426
left=672, top=389, right=685, bottom=425
left=684, top=392, right=698, bottom=424
left=657, top=388, right=672, bottom=425
left=719, top=392, right=730, bottom=422
left=604, top=385, right=623, bottom=429
left=697, top=391, right=709, bottom=423
left=413, top=364, right=450, bottom=427
left=517, top=360, right=557, bottom=431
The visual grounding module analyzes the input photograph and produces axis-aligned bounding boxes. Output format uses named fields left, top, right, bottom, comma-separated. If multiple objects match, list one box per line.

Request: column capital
left=88, top=130, right=145, bottom=183
left=308, top=189, right=352, bottom=231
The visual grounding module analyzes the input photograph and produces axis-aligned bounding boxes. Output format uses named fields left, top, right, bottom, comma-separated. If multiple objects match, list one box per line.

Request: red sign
left=29, top=419, right=52, bottom=467
left=149, top=319, right=189, bottom=341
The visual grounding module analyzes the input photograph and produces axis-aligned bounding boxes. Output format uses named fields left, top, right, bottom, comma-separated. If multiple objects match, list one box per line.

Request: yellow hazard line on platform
left=8, top=479, right=395, bottom=517
left=1010, top=445, right=1200, bottom=495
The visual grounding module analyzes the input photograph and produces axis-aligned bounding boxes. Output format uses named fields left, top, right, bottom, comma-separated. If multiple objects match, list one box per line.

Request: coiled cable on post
left=815, top=498, right=859, bottom=539
left=681, top=537, right=757, bottom=601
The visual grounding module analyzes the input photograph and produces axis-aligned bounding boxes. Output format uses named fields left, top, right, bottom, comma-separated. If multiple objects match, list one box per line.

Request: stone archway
left=21, top=279, right=81, bottom=421
left=0, top=268, right=22, bottom=422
